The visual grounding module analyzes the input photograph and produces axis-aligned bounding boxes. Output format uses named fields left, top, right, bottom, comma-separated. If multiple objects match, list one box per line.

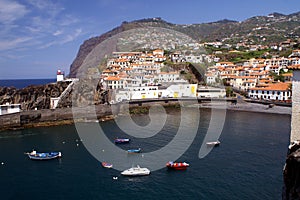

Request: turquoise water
left=0, top=109, right=290, bottom=199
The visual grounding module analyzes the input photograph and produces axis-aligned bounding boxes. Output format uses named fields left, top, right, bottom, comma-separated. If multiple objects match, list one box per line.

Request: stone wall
left=0, top=104, right=113, bottom=131
left=291, top=71, right=300, bottom=142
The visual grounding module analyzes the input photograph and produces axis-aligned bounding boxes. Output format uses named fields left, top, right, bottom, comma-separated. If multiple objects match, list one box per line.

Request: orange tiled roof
left=288, top=64, right=300, bottom=70
left=105, top=76, right=121, bottom=81
left=250, top=82, right=290, bottom=91
left=234, top=76, right=256, bottom=79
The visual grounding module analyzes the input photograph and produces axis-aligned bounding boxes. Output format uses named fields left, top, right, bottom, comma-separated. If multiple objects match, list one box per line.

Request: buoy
left=1, top=162, right=4, bottom=165
left=113, top=176, right=118, bottom=180
left=62, top=141, right=65, bottom=144
left=76, top=143, right=79, bottom=146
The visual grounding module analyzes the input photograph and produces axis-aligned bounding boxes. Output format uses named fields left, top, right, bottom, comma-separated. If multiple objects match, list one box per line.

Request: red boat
left=166, top=161, right=189, bottom=170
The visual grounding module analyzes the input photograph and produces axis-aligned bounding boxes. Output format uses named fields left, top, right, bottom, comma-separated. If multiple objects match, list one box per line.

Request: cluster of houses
left=100, top=49, right=226, bottom=103
left=101, top=49, right=187, bottom=90
left=205, top=50, right=300, bottom=102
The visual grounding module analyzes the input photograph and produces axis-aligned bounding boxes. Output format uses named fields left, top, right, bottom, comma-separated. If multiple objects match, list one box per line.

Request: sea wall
left=0, top=104, right=113, bottom=131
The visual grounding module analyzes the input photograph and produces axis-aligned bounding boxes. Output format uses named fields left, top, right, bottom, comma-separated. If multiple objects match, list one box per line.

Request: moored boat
left=127, top=148, right=141, bottom=153
left=26, top=150, right=62, bottom=160
left=114, top=138, right=130, bottom=144
left=166, top=161, right=189, bottom=170
left=101, top=162, right=113, bottom=168
left=206, top=140, right=220, bottom=146
left=121, top=165, right=150, bottom=176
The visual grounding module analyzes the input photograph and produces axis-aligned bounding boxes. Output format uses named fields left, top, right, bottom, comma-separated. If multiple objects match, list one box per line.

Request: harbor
left=0, top=108, right=290, bottom=199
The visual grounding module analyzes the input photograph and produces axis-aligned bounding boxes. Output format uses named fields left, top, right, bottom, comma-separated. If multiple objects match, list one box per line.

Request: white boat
left=206, top=140, right=220, bottom=146
left=121, top=165, right=150, bottom=176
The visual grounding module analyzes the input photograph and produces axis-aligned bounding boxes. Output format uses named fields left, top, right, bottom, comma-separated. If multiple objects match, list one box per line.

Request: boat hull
left=102, top=162, right=113, bottom=168
left=121, top=166, right=150, bottom=176
left=206, top=141, right=220, bottom=146
left=127, top=148, right=141, bottom=153
left=114, top=138, right=130, bottom=144
left=27, top=151, right=62, bottom=160
left=166, top=162, right=189, bottom=170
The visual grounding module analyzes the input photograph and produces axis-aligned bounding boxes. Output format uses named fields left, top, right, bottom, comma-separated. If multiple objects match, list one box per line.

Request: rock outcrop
left=0, top=82, right=70, bottom=110
left=283, top=142, right=300, bottom=200
left=0, top=79, right=109, bottom=111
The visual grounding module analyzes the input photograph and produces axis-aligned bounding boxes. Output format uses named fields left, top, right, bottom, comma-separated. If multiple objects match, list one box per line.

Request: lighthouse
left=56, top=69, right=64, bottom=82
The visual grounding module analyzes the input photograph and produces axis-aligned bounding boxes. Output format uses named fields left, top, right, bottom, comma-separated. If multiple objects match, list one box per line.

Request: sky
left=0, top=0, right=299, bottom=79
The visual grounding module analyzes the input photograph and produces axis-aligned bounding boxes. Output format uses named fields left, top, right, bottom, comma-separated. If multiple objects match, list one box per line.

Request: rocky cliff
left=283, top=142, right=300, bottom=200
left=0, top=82, right=70, bottom=110
left=0, top=79, right=109, bottom=111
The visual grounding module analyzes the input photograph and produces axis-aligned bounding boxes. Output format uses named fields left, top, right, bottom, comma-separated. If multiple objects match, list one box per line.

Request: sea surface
left=0, top=79, right=56, bottom=89
left=0, top=109, right=290, bottom=200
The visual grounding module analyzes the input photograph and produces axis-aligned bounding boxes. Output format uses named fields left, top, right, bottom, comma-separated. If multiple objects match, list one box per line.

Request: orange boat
left=166, top=161, right=189, bottom=170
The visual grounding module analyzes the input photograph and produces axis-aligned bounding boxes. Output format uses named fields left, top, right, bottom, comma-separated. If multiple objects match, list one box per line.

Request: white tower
left=56, top=69, right=64, bottom=82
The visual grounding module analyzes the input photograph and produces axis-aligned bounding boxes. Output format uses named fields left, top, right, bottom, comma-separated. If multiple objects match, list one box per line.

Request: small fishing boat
left=127, top=148, right=141, bottom=153
left=206, top=140, right=220, bottom=147
left=101, top=162, right=113, bottom=168
left=114, top=138, right=130, bottom=144
left=166, top=161, right=189, bottom=170
left=26, top=150, right=62, bottom=160
left=121, top=165, right=150, bottom=176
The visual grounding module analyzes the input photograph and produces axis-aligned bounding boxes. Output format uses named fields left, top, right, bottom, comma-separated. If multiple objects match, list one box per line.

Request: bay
left=0, top=109, right=290, bottom=200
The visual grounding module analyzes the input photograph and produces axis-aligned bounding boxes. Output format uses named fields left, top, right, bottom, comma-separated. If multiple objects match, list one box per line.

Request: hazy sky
left=0, top=0, right=298, bottom=79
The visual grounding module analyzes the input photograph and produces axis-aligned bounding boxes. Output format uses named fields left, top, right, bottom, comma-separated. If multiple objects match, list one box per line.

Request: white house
left=158, top=72, right=181, bottom=82
left=248, top=82, right=291, bottom=101
left=0, top=103, right=21, bottom=115
left=185, top=55, right=203, bottom=63
left=197, top=86, right=226, bottom=98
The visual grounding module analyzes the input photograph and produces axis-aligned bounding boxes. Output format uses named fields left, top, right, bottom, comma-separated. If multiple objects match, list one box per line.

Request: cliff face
left=69, top=21, right=147, bottom=78
left=283, top=142, right=300, bottom=200
left=0, top=82, right=70, bottom=110
left=0, top=80, right=109, bottom=111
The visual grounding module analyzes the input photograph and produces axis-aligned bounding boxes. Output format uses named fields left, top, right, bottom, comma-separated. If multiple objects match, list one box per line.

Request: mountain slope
left=69, top=12, right=300, bottom=77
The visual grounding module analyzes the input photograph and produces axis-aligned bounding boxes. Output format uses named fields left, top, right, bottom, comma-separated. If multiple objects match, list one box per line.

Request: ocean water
left=0, top=79, right=56, bottom=89
left=0, top=109, right=290, bottom=200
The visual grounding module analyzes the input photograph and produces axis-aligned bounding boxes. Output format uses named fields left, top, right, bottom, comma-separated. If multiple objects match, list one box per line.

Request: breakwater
left=0, top=105, right=113, bottom=131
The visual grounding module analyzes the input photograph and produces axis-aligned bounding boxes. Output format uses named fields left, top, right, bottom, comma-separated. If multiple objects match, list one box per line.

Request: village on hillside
left=96, top=44, right=300, bottom=104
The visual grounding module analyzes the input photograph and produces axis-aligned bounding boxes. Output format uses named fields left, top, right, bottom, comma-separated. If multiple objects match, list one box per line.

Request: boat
left=26, top=150, right=62, bottom=160
left=206, top=140, right=220, bottom=146
left=121, top=165, right=150, bottom=176
left=127, top=148, right=141, bottom=153
left=166, top=161, right=189, bottom=170
left=114, top=138, right=130, bottom=144
left=101, top=162, right=113, bottom=168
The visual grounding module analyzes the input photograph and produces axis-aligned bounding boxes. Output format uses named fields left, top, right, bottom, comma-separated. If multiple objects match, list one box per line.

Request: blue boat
left=114, top=138, right=130, bottom=144
left=26, top=150, right=62, bottom=160
left=127, top=148, right=141, bottom=153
